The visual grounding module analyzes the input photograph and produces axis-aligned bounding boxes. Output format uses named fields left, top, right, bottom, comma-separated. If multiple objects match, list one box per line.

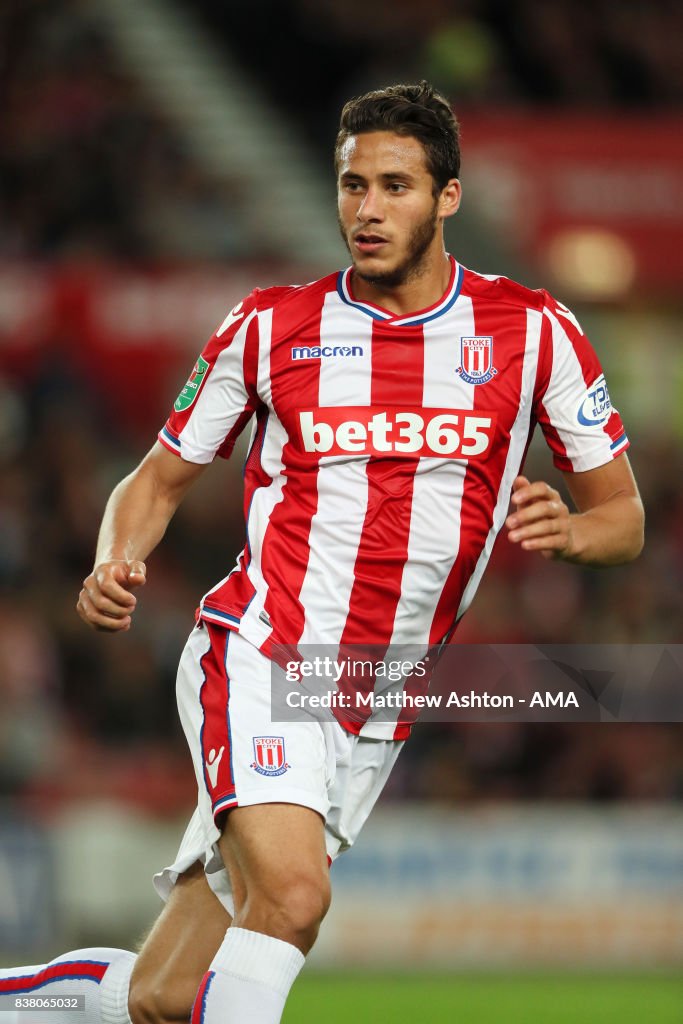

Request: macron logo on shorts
left=205, top=746, right=225, bottom=788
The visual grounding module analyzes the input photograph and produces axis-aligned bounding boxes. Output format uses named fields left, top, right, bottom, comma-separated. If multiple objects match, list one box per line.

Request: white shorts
left=154, top=622, right=403, bottom=913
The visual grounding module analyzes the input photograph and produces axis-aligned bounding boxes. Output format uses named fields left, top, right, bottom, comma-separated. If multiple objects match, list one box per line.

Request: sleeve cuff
left=157, top=425, right=215, bottom=464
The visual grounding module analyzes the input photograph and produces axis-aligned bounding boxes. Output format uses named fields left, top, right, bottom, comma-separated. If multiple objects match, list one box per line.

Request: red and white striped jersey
left=159, top=257, right=628, bottom=737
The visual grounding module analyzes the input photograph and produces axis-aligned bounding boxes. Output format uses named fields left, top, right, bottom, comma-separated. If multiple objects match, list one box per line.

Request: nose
left=357, top=186, right=384, bottom=222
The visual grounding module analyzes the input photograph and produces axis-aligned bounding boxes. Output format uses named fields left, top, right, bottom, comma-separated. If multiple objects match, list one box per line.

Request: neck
left=350, top=248, right=452, bottom=316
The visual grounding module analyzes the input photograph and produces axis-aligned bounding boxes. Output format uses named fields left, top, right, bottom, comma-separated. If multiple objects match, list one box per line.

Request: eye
left=388, top=182, right=408, bottom=193
left=343, top=180, right=363, bottom=193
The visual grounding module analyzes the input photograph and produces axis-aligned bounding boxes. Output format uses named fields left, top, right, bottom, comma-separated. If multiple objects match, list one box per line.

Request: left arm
left=505, top=453, right=644, bottom=567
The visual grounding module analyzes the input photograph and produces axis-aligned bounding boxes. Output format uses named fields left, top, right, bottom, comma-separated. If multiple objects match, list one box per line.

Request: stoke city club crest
left=251, top=736, right=290, bottom=777
left=457, top=336, right=498, bottom=385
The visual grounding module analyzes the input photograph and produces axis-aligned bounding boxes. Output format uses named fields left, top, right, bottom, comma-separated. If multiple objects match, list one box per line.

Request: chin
left=352, top=250, right=397, bottom=274
left=355, top=262, right=406, bottom=288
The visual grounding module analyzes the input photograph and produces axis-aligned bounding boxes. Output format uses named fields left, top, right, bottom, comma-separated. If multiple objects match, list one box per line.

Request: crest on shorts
left=457, top=336, right=497, bottom=385
left=251, top=736, right=290, bottom=777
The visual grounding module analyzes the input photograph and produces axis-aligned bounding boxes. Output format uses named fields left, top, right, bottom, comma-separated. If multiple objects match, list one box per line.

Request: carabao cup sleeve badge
left=174, top=355, right=209, bottom=411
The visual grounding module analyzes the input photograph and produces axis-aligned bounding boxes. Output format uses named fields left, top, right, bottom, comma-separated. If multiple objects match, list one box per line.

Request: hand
left=505, top=476, right=573, bottom=560
left=77, top=559, right=147, bottom=632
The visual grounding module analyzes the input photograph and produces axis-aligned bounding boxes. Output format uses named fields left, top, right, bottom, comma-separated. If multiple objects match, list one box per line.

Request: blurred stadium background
left=0, top=1, right=682, bottom=1020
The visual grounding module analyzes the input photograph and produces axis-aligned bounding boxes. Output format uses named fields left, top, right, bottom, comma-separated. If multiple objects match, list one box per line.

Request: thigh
left=218, top=803, right=330, bottom=952
left=219, top=803, right=328, bottom=907
left=130, top=862, right=231, bottom=1020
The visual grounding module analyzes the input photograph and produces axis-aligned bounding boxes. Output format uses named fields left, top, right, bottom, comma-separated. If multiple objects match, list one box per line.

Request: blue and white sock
left=0, top=948, right=135, bottom=1024
left=191, top=928, right=304, bottom=1024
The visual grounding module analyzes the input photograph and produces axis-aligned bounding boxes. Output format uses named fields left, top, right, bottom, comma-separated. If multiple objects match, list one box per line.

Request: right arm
left=77, top=442, right=207, bottom=632
left=80, top=289, right=261, bottom=632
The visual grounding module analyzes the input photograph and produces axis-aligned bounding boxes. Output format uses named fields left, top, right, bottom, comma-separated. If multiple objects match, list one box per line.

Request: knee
left=128, top=970, right=201, bottom=1024
left=243, top=873, right=331, bottom=954
left=271, top=874, right=331, bottom=952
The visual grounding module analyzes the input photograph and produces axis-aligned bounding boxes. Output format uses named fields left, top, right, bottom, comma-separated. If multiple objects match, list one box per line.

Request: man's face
left=337, top=131, right=458, bottom=288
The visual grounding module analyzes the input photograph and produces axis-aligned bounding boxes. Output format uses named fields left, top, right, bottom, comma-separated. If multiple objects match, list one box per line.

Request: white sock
left=0, top=948, right=135, bottom=1024
left=192, top=927, right=304, bottom=1024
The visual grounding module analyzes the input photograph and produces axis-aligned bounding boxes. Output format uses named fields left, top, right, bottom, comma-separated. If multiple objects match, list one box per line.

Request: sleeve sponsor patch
left=174, top=355, right=209, bottom=412
left=577, top=375, right=612, bottom=426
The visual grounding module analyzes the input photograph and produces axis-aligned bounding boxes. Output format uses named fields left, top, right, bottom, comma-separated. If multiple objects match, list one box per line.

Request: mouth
left=353, top=232, right=389, bottom=255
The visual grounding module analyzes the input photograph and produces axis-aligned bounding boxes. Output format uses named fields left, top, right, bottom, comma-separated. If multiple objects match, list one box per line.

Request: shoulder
left=460, top=266, right=583, bottom=332
left=460, top=264, right=547, bottom=313
left=208, top=271, right=340, bottom=350
left=250, top=270, right=340, bottom=314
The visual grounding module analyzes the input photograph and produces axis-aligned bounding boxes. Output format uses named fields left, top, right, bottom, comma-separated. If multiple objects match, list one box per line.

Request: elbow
left=631, top=521, right=645, bottom=562
left=623, top=531, right=644, bottom=564
left=591, top=496, right=645, bottom=567
left=622, top=499, right=645, bottom=563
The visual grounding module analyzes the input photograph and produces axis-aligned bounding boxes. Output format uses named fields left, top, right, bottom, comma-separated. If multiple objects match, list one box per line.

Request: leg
left=0, top=859, right=232, bottom=1024
left=164, top=626, right=334, bottom=1024
left=0, top=949, right=136, bottom=1024
left=190, top=803, right=329, bottom=1024
left=220, top=802, right=331, bottom=953
left=128, top=862, right=231, bottom=1024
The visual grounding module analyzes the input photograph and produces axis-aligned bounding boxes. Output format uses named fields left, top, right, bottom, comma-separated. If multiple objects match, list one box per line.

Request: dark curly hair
left=335, top=81, right=460, bottom=195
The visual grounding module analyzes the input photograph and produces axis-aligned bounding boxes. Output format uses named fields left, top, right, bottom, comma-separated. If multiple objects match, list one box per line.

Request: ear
left=439, top=178, right=461, bottom=220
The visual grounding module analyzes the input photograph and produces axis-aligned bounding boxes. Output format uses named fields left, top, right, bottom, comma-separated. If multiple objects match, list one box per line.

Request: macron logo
left=217, top=303, right=244, bottom=337
left=291, top=345, right=364, bottom=361
left=205, top=746, right=225, bottom=788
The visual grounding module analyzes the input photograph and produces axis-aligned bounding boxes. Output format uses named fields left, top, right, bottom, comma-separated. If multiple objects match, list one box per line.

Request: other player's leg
left=128, top=860, right=232, bottom=1024
left=0, top=859, right=231, bottom=1024
left=0, top=948, right=135, bottom=1024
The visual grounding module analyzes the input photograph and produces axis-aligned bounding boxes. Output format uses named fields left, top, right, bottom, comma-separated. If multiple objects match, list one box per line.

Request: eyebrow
left=340, top=171, right=418, bottom=184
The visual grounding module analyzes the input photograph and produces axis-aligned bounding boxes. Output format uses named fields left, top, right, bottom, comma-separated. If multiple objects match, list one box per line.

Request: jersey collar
left=336, top=255, right=463, bottom=326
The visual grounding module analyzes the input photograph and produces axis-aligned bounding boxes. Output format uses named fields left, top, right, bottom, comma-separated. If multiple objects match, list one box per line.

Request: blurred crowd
left=1, top=0, right=682, bottom=815
left=196, top=0, right=683, bottom=153
left=0, top=0, right=252, bottom=262
left=3, top=0, right=682, bottom=263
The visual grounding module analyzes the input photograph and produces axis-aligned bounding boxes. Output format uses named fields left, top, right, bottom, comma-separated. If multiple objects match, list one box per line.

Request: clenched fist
left=77, top=559, right=147, bottom=632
